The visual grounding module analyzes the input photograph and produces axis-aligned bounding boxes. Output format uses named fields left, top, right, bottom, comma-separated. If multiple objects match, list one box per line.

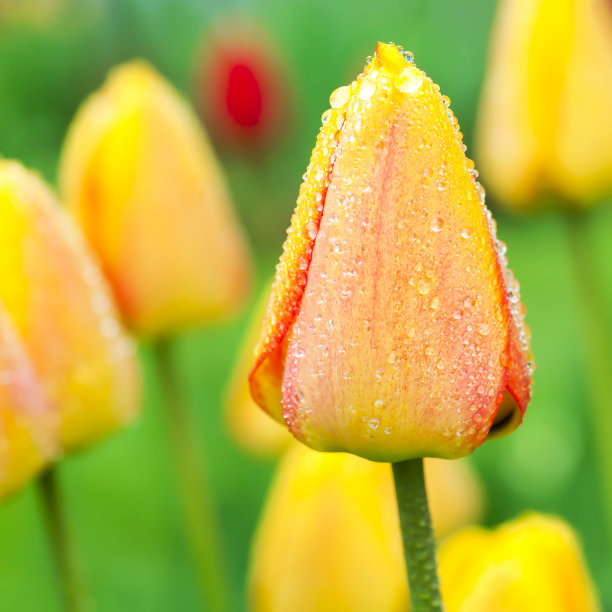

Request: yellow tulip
left=250, top=443, right=483, bottom=612
left=0, top=160, right=140, bottom=450
left=0, top=301, right=58, bottom=499
left=59, top=61, right=252, bottom=337
left=225, top=279, right=289, bottom=457
left=477, top=0, right=612, bottom=208
left=440, top=514, right=601, bottom=611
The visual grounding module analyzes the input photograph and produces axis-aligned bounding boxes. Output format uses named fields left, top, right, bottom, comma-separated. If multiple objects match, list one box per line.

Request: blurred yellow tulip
left=225, top=280, right=289, bottom=457
left=59, top=61, right=252, bottom=337
left=0, top=160, right=140, bottom=450
left=439, top=514, right=601, bottom=611
left=477, top=0, right=612, bottom=208
left=0, top=301, right=58, bottom=499
left=250, top=443, right=483, bottom=612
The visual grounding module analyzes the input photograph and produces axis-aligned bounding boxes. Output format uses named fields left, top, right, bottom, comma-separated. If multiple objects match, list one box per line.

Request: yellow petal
left=440, top=514, right=602, bottom=611
left=0, top=160, right=141, bottom=450
left=59, top=61, right=252, bottom=337
left=0, top=301, right=58, bottom=499
left=250, top=442, right=483, bottom=612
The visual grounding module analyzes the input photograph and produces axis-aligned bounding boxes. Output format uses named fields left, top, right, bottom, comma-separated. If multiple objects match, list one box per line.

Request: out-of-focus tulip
left=439, top=514, right=601, bottom=611
left=249, top=42, right=533, bottom=462
left=195, top=18, right=291, bottom=152
left=225, top=280, right=289, bottom=457
left=477, top=0, right=612, bottom=208
left=59, top=61, right=252, bottom=337
left=250, top=443, right=483, bottom=612
left=0, top=160, right=140, bottom=450
left=0, top=302, right=58, bottom=499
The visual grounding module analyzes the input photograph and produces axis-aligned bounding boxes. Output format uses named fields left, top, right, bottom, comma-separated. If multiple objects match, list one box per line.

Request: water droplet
left=373, top=399, right=386, bottom=409
left=464, top=297, right=475, bottom=308
left=460, top=228, right=472, bottom=239
left=430, top=296, right=440, bottom=309
left=330, top=86, right=351, bottom=108
left=417, top=279, right=431, bottom=295
left=368, top=417, right=380, bottom=430
left=436, top=182, right=445, bottom=192
left=477, top=323, right=490, bottom=336
left=321, top=109, right=332, bottom=124
left=431, top=217, right=444, bottom=232
left=357, top=78, right=376, bottom=100
left=384, top=426, right=393, bottom=435
left=393, top=66, right=424, bottom=93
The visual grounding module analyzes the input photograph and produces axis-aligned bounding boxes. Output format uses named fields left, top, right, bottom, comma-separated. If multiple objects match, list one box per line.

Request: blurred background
left=0, top=0, right=611, bottom=609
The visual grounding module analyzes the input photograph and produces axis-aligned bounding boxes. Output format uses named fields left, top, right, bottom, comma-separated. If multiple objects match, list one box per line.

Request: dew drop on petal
left=330, top=85, right=351, bottom=108
left=431, top=217, right=444, bottom=232
left=393, top=66, right=424, bottom=94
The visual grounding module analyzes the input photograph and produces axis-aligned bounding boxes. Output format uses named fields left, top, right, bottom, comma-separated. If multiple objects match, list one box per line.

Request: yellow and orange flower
left=250, top=442, right=483, bottom=612
left=477, top=0, right=612, bottom=208
left=0, top=301, right=58, bottom=499
left=59, top=61, right=252, bottom=337
left=249, top=42, right=533, bottom=462
left=0, top=160, right=140, bottom=450
left=440, top=514, right=601, bottom=611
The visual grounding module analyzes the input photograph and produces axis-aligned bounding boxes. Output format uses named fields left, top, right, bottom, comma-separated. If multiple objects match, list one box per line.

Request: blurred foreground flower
left=59, top=61, right=252, bottom=337
left=225, top=279, right=288, bottom=457
left=477, top=0, right=612, bottom=208
left=0, top=160, right=140, bottom=450
left=195, top=18, right=292, bottom=152
left=250, top=42, right=533, bottom=463
left=440, top=514, right=601, bottom=611
left=0, top=302, right=58, bottom=499
left=250, top=443, right=483, bottom=612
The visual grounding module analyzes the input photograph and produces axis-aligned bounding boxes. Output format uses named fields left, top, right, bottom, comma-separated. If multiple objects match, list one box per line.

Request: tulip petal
left=252, top=43, right=531, bottom=461
left=0, top=302, right=58, bottom=499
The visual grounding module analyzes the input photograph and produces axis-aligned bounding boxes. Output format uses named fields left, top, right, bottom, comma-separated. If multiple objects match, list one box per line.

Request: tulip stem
left=565, top=211, right=612, bottom=548
left=153, top=338, right=231, bottom=612
left=392, top=458, right=443, bottom=612
left=38, top=466, right=87, bottom=612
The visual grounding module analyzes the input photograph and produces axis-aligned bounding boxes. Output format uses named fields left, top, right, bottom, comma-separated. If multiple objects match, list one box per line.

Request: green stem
left=392, top=458, right=443, bottom=612
left=153, top=338, right=231, bottom=612
left=565, top=211, right=612, bottom=547
left=38, top=467, right=87, bottom=612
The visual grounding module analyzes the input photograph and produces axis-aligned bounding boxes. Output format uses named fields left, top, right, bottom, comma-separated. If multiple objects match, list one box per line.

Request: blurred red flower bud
left=195, top=18, right=292, bottom=152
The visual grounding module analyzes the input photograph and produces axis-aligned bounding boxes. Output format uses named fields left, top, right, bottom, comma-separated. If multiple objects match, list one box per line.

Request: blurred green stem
left=565, top=211, right=612, bottom=547
left=392, top=458, right=443, bottom=612
left=38, top=467, right=87, bottom=612
left=153, top=338, right=231, bottom=612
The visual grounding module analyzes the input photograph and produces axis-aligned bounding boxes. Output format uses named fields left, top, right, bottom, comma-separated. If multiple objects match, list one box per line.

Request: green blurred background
left=0, top=0, right=611, bottom=609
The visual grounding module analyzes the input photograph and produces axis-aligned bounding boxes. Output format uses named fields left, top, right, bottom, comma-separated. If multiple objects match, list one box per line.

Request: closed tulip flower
left=249, top=42, right=533, bottom=463
left=477, top=0, right=612, bottom=208
left=439, top=514, right=601, bottom=611
left=250, top=442, right=483, bottom=612
left=59, top=61, right=252, bottom=337
left=0, top=161, right=140, bottom=450
left=0, top=302, right=58, bottom=499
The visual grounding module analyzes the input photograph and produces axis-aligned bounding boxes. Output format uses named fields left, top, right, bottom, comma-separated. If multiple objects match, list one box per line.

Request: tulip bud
left=249, top=42, right=533, bottom=462
left=477, top=0, right=612, bottom=208
left=59, top=61, right=252, bottom=337
left=0, top=160, right=140, bottom=450
left=225, top=280, right=289, bottom=457
left=0, top=302, right=58, bottom=499
left=250, top=443, right=483, bottom=612
left=195, top=18, right=292, bottom=153
left=439, top=514, right=601, bottom=611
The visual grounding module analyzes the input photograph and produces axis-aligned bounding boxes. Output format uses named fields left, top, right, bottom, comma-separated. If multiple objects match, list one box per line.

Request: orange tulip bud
left=59, top=61, right=252, bottom=337
left=225, top=279, right=289, bottom=457
left=0, top=302, right=58, bottom=499
left=0, top=160, right=140, bottom=450
left=439, top=514, right=601, bottom=611
left=477, top=0, right=612, bottom=208
left=249, top=42, right=533, bottom=462
left=250, top=443, right=483, bottom=612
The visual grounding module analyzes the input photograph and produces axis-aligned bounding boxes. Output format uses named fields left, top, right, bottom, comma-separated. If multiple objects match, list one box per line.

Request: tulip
left=477, top=0, right=612, bottom=208
left=225, top=279, right=289, bottom=457
left=0, top=160, right=140, bottom=450
left=249, top=42, right=533, bottom=463
left=439, top=514, right=601, bottom=611
left=195, top=18, right=291, bottom=152
left=0, top=301, right=58, bottom=499
left=250, top=442, right=483, bottom=612
left=59, top=61, right=252, bottom=337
